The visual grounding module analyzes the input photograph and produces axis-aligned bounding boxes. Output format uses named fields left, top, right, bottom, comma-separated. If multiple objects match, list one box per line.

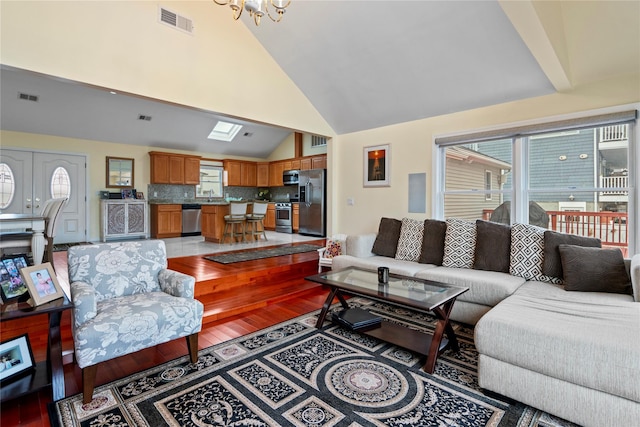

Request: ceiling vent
left=138, top=114, right=152, bottom=121
left=159, top=7, right=194, bottom=34
left=243, top=132, right=253, bottom=137
left=18, top=92, right=39, bottom=102
left=311, top=135, right=327, bottom=147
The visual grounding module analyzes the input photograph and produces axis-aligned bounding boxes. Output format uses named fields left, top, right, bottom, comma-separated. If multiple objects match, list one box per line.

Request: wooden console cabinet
left=150, top=204, right=182, bottom=238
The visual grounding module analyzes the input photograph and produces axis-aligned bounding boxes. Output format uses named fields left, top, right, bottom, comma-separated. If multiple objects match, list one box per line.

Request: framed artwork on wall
left=363, top=144, right=390, bottom=187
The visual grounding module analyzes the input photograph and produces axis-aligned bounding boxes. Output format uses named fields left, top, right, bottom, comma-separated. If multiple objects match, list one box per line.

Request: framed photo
left=363, top=144, right=390, bottom=187
left=136, top=191, right=145, bottom=200
left=121, top=188, right=136, bottom=199
left=20, top=263, right=64, bottom=306
left=0, top=334, right=35, bottom=383
left=0, top=255, right=30, bottom=302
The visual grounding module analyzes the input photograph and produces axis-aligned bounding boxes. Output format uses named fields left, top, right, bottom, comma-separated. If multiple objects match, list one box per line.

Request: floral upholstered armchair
left=67, top=240, right=203, bottom=403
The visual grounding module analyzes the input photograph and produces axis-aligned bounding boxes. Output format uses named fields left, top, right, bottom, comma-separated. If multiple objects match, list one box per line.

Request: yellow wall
left=332, top=74, right=640, bottom=235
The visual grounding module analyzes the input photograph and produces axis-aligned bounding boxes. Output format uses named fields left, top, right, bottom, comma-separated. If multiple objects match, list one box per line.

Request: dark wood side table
left=0, top=296, right=73, bottom=402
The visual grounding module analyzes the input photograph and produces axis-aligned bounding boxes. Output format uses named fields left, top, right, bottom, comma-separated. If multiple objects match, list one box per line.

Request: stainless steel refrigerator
left=298, top=168, right=326, bottom=237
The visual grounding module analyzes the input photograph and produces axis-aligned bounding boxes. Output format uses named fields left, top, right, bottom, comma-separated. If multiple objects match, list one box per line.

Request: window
left=484, top=170, right=493, bottom=201
left=0, top=163, right=15, bottom=209
left=51, top=167, right=71, bottom=199
left=436, top=109, right=636, bottom=256
left=196, top=161, right=224, bottom=198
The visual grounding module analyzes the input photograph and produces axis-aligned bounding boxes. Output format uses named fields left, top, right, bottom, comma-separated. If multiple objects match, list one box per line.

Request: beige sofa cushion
left=415, top=267, right=525, bottom=307
left=332, top=254, right=436, bottom=277
left=476, top=282, right=639, bottom=403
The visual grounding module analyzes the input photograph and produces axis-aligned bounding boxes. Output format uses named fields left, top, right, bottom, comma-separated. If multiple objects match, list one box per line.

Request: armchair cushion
left=73, top=292, right=203, bottom=368
left=68, top=241, right=167, bottom=300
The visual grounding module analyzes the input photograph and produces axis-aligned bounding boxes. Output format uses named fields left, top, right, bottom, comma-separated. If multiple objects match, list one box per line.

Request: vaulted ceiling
left=1, top=1, right=638, bottom=158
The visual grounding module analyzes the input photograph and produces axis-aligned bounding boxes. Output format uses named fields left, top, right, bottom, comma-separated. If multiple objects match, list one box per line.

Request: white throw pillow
left=442, top=218, right=476, bottom=268
left=395, top=218, right=424, bottom=262
left=509, top=223, right=559, bottom=283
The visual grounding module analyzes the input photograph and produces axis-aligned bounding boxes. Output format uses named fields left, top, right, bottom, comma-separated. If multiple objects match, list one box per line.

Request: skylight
left=208, top=121, right=243, bottom=142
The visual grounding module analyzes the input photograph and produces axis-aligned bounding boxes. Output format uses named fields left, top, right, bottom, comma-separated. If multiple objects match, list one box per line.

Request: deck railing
left=600, top=124, right=627, bottom=142
left=599, top=175, right=628, bottom=194
left=482, top=209, right=628, bottom=256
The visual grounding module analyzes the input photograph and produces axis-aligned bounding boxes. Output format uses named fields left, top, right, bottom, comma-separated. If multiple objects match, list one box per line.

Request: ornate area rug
left=203, top=244, right=322, bottom=264
left=49, top=299, right=578, bottom=427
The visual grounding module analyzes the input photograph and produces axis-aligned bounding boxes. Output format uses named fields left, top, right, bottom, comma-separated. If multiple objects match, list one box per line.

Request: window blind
left=435, top=110, right=637, bottom=146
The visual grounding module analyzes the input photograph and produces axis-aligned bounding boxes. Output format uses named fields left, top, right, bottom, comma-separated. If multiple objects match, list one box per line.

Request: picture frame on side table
left=363, top=144, right=390, bottom=187
left=20, top=263, right=64, bottom=306
left=0, top=334, right=35, bottom=383
left=0, top=255, right=30, bottom=303
left=136, top=192, right=145, bottom=200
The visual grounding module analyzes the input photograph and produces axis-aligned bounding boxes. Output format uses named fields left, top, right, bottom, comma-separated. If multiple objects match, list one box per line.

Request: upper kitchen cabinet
left=257, top=163, right=269, bottom=187
left=149, top=152, right=201, bottom=184
left=223, top=160, right=257, bottom=187
left=270, top=161, right=284, bottom=186
left=311, top=155, right=327, bottom=170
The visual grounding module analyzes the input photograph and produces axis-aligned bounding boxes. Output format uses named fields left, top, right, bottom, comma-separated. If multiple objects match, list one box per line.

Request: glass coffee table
left=306, top=267, right=468, bottom=374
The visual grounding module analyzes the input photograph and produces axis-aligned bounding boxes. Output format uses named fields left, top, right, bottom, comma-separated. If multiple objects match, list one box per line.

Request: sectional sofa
left=330, top=217, right=640, bottom=427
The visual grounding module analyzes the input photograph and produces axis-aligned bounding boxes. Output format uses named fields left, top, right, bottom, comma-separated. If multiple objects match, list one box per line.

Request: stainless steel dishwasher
left=181, top=204, right=202, bottom=236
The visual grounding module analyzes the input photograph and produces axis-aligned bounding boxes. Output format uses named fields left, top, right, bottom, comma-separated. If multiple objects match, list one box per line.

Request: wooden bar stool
left=222, top=201, right=248, bottom=243
left=245, top=201, right=268, bottom=241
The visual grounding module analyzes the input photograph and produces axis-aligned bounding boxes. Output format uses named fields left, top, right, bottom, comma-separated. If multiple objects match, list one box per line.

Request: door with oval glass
left=0, top=149, right=87, bottom=244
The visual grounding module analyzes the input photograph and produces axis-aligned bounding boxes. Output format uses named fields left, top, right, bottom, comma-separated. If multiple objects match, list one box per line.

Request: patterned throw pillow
left=509, top=223, right=559, bottom=283
left=323, top=240, right=342, bottom=259
left=442, top=218, right=476, bottom=268
left=395, top=218, right=424, bottom=261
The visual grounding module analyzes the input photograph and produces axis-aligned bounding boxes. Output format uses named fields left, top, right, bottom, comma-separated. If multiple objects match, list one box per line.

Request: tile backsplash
left=148, top=184, right=298, bottom=203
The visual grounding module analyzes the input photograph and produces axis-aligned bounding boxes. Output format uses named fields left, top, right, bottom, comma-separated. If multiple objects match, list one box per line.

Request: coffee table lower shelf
left=358, top=320, right=450, bottom=357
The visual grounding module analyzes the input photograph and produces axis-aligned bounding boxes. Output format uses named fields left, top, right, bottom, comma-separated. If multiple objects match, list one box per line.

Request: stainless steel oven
left=275, top=202, right=292, bottom=233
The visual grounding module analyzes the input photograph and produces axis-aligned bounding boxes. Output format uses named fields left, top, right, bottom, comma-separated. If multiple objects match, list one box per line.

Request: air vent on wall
left=311, top=135, right=327, bottom=147
left=159, top=6, right=194, bottom=34
left=18, top=92, right=39, bottom=102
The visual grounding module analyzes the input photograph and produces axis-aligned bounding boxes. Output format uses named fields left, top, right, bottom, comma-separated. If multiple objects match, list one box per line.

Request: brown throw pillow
left=543, top=231, right=601, bottom=280
left=371, top=218, right=402, bottom=257
left=559, top=245, right=631, bottom=294
left=418, top=219, right=447, bottom=265
left=474, top=220, right=511, bottom=273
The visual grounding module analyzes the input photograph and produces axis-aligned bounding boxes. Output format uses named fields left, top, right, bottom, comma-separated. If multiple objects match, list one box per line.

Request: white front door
left=0, top=149, right=87, bottom=244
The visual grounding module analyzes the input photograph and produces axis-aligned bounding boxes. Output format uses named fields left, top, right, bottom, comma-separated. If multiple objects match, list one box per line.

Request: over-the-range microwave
left=283, top=170, right=299, bottom=185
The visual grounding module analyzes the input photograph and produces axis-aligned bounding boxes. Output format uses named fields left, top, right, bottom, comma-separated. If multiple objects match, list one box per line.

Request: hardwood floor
left=0, top=242, right=331, bottom=426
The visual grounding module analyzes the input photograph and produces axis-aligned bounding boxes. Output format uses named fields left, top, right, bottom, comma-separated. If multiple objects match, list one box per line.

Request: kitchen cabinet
left=265, top=203, right=276, bottom=230
left=184, top=157, right=201, bottom=184
left=100, top=199, right=148, bottom=242
left=241, top=162, right=257, bottom=187
left=292, top=203, right=299, bottom=232
left=202, top=204, right=230, bottom=243
left=224, top=160, right=257, bottom=187
left=150, top=204, right=182, bottom=238
left=312, top=155, right=327, bottom=170
left=300, top=157, right=312, bottom=170
left=282, top=160, right=292, bottom=171
left=270, top=162, right=284, bottom=186
left=149, top=152, right=201, bottom=184
left=257, top=162, right=270, bottom=187
left=291, top=159, right=301, bottom=170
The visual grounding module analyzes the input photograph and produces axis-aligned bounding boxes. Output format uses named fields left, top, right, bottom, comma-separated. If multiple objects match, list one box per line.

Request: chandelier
left=213, top=0, right=291, bottom=26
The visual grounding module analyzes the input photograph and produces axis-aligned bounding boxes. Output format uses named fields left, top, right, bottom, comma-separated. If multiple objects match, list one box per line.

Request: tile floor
left=161, top=231, right=322, bottom=258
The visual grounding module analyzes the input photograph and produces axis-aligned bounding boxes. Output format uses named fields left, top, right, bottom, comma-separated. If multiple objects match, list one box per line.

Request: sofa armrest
left=629, top=254, right=640, bottom=302
left=345, top=233, right=377, bottom=258
left=158, top=269, right=196, bottom=298
left=70, top=281, right=97, bottom=327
